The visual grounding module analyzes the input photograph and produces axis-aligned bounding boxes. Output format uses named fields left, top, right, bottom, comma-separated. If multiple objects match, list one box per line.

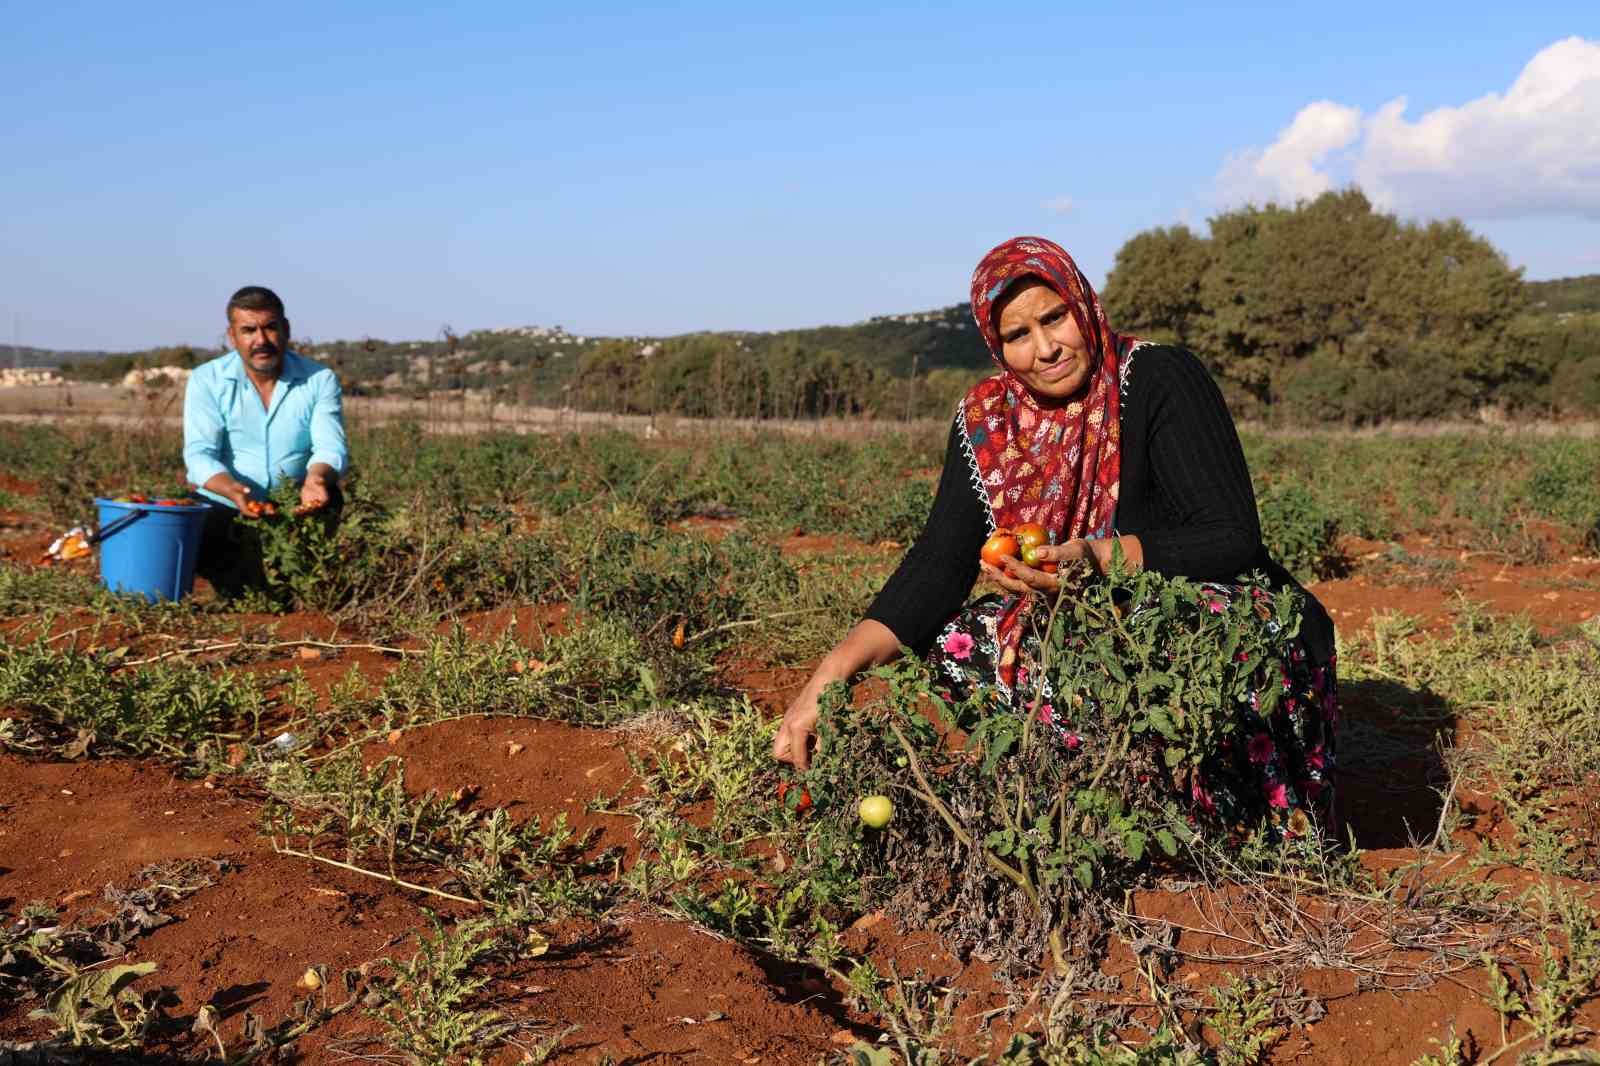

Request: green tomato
left=858, top=794, right=893, bottom=829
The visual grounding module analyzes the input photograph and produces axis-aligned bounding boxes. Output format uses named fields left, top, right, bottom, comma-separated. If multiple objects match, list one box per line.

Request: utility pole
left=905, top=352, right=919, bottom=422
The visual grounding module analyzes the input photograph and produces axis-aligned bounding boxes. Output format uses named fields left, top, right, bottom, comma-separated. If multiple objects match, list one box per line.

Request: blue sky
left=3, top=2, right=1597, bottom=350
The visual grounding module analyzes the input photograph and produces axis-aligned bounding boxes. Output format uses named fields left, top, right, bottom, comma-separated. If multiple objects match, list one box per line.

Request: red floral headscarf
left=960, top=236, right=1139, bottom=691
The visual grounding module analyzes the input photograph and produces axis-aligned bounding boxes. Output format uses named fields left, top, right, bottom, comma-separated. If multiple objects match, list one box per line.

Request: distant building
left=122, top=366, right=191, bottom=389
left=0, top=367, right=62, bottom=388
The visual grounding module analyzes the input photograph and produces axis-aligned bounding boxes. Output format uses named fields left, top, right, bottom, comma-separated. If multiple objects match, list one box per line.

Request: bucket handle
left=91, top=508, right=148, bottom=546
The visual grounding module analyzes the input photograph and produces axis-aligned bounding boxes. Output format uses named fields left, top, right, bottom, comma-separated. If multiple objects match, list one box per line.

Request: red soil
left=0, top=473, right=41, bottom=497
left=1311, top=535, right=1600, bottom=636
left=362, top=717, right=643, bottom=860
left=0, top=749, right=850, bottom=1062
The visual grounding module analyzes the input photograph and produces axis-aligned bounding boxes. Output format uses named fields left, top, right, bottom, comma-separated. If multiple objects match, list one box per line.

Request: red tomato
left=980, top=530, right=1020, bottom=568
left=777, top=781, right=813, bottom=813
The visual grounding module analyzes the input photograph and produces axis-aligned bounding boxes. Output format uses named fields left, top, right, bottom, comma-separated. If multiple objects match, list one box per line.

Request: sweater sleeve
left=863, top=419, right=988, bottom=654
left=1132, top=349, right=1262, bottom=581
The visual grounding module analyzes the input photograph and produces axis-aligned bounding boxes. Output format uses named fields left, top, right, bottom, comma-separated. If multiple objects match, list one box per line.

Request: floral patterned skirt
left=926, top=587, right=1338, bottom=843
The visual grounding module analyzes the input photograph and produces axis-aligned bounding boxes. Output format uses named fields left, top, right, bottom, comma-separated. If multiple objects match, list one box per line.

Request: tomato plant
left=777, top=781, right=812, bottom=813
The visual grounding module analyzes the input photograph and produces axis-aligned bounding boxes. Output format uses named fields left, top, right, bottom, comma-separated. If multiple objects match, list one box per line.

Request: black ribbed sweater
left=864, top=345, right=1334, bottom=663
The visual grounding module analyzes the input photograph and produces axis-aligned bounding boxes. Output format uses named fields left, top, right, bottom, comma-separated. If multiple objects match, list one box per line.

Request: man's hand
left=296, top=475, right=332, bottom=516
left=202, top=473, right=274, bottom=518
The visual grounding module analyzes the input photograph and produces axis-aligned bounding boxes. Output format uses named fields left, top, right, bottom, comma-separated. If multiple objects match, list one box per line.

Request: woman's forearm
left=774, top=619, right=907, bottom=769
left=809, top=619, right=904, bottom=689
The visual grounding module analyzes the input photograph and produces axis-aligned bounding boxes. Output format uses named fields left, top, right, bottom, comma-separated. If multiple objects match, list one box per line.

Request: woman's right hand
left=772, top=681, right=824, bottom=771
left=771, top=620, right=903, bottom=772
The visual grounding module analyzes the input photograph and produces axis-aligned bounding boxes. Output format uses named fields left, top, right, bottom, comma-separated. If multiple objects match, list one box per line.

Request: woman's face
left=994, top=279, right=1092, bottom=402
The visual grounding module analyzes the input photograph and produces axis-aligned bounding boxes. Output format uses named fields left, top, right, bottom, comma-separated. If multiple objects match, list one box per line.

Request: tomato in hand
left=1014, top=522, right=1049, bottom=562
left=980, top=530, right=1020, bottom=568
left=1012, top=522, right=1061, bottom=574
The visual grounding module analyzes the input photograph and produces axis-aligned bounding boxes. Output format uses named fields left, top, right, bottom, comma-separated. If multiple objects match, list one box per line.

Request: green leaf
left=1156, top=829, right=1179, bottom=856
left=1124, top=831, right=1147, bottom=862
left=1147, top=708, right=1176, bottom=740
left=1101, top=647, right=1129, bottom=684
left=46, top=961, right=158, bottom=1030
left=984, top=829, right=1016, bottom=857
left=1163, top=745, right=1188, bottom=767
left=1074, top=861, right=1095, bottom=890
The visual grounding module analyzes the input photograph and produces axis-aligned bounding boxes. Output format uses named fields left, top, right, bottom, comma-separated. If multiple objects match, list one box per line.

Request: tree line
left=1101, top=189, right=1600, bottom=421
left=46, top=190, right=1600, bottom=423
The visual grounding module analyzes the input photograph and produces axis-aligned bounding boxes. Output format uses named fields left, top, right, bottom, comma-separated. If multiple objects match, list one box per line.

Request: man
left=184, top=286, right=349, bottom=594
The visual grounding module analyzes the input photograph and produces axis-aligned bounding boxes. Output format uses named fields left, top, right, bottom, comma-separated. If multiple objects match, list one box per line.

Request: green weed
left=366, top=913, right=525, bottom=1066
left=0, top=641, right=266, bottom=759
left=1256, top=483, right=1342, bottom=579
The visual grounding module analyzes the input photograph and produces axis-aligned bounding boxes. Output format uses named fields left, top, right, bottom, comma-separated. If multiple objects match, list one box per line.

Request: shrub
left=1271, top=348, right=1477, bottom=425
left=1257, top=483, right=1341, bottom=579
left=1522, top=440, right=1600, bottom=535
left=1551, top=355, right=1600, bottom=416
left=0, top=642, right=266, bottom=758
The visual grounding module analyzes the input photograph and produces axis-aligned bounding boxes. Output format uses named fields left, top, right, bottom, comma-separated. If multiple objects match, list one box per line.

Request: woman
left=772, top=236, right=1337, bottom=833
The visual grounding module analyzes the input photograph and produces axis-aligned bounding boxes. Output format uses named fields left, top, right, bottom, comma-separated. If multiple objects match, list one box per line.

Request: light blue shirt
left=183, top=350, right=349, bottom=509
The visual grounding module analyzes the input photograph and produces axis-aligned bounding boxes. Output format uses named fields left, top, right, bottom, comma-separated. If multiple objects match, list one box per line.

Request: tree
left=1101, top=225, right=1210, bottom=347
left=1197, top=190, right=1397, bottom=399
left=1358, top=218, right=1524, bottom=384
left=574, top=340, right=644, bottom=412
left=1105, top=188, right=1528, bottom=415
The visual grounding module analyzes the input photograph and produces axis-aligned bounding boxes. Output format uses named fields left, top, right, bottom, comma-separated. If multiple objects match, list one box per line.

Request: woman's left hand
left=980, top=540, right=1091, bottom=595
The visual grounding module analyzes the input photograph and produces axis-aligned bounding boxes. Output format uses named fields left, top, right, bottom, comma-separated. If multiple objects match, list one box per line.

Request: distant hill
left=14, top=271, right=1597, bottom=386
left=1526, top=274, right=1600, bottom=315
left=1, top=344, right=121, bottom=369
left=739, top=303, right=987, bottom=374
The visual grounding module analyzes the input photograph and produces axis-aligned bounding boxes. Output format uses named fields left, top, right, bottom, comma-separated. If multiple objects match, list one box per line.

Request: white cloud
left=1217, top=102, right=1363, bottom=206
left=1043, top=196, right=1074, bottom=215
left=1216, top=37, right=1600, bottom=221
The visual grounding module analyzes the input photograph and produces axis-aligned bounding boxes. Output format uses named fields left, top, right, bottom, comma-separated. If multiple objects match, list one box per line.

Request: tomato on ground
left=858, top=794, right=893, bottom=828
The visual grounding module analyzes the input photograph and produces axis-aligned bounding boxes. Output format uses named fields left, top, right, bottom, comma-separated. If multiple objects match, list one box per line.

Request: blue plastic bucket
left=94, top=498, right=212, bottom=602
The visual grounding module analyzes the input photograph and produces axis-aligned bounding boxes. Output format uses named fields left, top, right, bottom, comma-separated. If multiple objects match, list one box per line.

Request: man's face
left=228, top=308, right=289, bottom=378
